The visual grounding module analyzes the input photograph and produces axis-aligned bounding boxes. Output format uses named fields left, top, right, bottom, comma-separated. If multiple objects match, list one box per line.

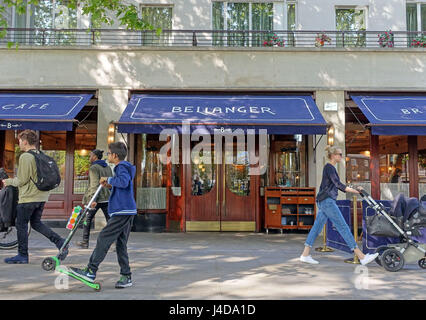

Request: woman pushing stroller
left=299, top=146, right=379, bottom=265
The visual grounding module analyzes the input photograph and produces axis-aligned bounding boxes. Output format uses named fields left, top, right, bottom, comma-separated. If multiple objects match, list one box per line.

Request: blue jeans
left=305, top=197, right=358, bottom=251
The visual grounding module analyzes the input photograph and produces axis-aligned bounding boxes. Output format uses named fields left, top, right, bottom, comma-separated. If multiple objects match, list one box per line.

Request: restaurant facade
left=0, top=0, right=425, bottom=231
left=0, top=47, right=425, bottom=232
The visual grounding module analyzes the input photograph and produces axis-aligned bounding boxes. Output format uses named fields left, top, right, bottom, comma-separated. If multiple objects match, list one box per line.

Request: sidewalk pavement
left=0, top=228, right=425, bottom=300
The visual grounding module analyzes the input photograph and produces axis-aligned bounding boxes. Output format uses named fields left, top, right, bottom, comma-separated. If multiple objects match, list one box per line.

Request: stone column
left=94, top=88, right=129, bottom=229
left=314, top=91, right=346, bottom=200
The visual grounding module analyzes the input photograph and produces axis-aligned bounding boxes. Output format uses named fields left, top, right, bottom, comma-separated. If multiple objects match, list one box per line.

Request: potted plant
left=315, top=32, right=331, bottom=47
left=411, top=35, right=426, bottom=47
left=378, top=30, right=394, bottom=47
left=262, top=33, right=285, bottom=47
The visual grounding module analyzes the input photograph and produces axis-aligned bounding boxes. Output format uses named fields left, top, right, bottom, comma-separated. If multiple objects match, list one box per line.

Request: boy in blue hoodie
left=70, top=142, right=137, bottom=288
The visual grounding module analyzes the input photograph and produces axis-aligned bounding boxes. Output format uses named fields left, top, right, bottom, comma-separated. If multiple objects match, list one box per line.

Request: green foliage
left=74, top=151, right=90, bottom=176
left=0, top=0, right=154, bottom=45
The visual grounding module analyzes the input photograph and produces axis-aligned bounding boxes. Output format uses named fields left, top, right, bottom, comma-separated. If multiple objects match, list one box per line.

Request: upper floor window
left=14, top=0, right=77, bottom=45
left=406, top=2, right=426, bottom=32
left=140, top=5, right=173, bottom=45
left=212, top=2, right=274, bottom=46
left=14, top=0, right=77, bottom=29
left=287, top=2, right=296, bottom=31
left=335, top=7, right=366, bottom=47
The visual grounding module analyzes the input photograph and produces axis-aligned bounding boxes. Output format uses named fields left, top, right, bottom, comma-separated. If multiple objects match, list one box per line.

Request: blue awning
left=0, top=93, right=93, bottom=131
left=351, top=95, right=426, bottom=135
left=117, top=94, right=327, bottom=134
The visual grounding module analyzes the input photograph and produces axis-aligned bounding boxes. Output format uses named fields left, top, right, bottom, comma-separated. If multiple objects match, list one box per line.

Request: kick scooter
left=41, top=184, right=104, bottom=291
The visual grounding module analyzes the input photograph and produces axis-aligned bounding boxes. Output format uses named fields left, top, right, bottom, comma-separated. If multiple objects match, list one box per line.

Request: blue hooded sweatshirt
left=107, top=161, right=137, bottom=217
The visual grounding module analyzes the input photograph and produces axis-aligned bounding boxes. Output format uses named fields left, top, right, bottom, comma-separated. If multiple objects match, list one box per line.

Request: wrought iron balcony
left=1, top=28, right=425, bottom=48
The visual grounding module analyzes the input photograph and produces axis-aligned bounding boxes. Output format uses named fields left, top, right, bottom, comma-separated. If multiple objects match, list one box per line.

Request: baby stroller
left=359, top=189, right=426, bottom=272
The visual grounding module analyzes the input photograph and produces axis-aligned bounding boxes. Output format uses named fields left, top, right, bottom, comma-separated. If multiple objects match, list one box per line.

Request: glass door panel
left=418, top=136, right=426, bottom=199
left=191, top=149, right=216, bottom=196
left=73, top=123, right=97, bottom=194
left=136, top=134, right=167, bottom=210
left=225, top=149, right=250, bottom=196
left=379, top=136, right=409, bottom=201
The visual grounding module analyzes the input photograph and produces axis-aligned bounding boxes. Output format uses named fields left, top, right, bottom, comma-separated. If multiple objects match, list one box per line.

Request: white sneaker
left=300, top=255, right=319, bottom=265
left=360, top=253, right=379, bottom=266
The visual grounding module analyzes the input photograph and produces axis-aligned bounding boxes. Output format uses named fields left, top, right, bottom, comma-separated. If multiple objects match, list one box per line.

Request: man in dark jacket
left=76, top=149, right=113, bottom=249
left=70, top=142, right=136, bottom=289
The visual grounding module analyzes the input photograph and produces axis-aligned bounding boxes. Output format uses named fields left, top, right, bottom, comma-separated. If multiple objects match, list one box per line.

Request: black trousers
left=16, top=202, right=64, bottom=257
left=82, top=202, right=109, bottom=242
left=88, top=215, right=134, bottom=276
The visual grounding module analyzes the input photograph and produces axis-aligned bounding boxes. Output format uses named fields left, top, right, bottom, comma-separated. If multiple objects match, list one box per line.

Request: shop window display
left=345, top=128, right=371, bottom=199
left=418, top=136, right=426, bottom=199
left=136, top=134, right=167, bottom=210
left=273, top=135, right=306, bottom=187
left=379, top=136, right=409, bottom=201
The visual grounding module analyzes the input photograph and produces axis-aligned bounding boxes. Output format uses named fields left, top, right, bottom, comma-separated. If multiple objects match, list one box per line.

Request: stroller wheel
left=374, top=246, right=388, bottom=267
left=381, top=249, right=405, bottom=272
left=418, top=258, right=426, bottom=269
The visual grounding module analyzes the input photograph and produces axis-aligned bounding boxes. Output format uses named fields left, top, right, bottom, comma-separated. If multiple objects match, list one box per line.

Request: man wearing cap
left=76, top=149, right=113, bottom=249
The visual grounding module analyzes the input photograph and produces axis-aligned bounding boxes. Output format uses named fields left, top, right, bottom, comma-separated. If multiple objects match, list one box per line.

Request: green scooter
left=41, top=184, right=104, bottom=291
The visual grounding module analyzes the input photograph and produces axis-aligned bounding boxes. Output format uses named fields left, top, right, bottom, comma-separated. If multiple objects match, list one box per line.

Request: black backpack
left=27, top=150, right=61, bottom=192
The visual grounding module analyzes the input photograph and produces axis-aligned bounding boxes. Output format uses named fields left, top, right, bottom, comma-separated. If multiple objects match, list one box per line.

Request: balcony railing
left=1, top=28, right=425, bottom=48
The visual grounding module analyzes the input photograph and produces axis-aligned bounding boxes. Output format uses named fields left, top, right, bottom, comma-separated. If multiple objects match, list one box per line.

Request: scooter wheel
left=418, top=258, right=426, bottom=269
left=94, top=282, right=102, bottom=291
left=42, top=257, right=56, bottom=272
left=381, top=248, right=405, bottom=272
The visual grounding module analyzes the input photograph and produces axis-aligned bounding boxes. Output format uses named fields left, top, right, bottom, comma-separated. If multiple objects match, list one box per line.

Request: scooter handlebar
left=358, top=189, right=369, bottom=198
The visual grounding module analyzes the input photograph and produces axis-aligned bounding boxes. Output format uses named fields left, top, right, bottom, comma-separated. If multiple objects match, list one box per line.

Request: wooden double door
left=185, top=142, right=259, bottom=231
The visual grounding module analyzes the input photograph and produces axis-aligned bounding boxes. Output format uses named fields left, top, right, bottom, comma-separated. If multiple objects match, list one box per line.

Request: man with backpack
left=2, top=129, right=68, bottom=264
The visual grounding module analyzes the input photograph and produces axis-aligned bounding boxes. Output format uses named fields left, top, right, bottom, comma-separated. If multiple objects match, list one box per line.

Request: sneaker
left=300, top=255, right=319, bottom=265
left=115, top=275, right=133, bottom=289
left=4, top=254, right=29, bottom=264
left=360, top=253, right=379, bottom=266
left=76, top=241, right=89, bottom=249
left=69, top=267, right=96, bottom=283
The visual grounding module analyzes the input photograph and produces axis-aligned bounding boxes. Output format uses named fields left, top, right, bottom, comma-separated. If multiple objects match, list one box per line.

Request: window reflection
left=345, top=128, right=371, bottom=200
left=418, top=136, right=426, bottom=200
left=191, top=150, right=215, bottom=196
left=225, top=150, right=250, bottom=196
left=273, top=135, right=305, bottom=187
left=136, top=134, right=167, bottom=209
left=379, top=136, right=409, bottom=200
